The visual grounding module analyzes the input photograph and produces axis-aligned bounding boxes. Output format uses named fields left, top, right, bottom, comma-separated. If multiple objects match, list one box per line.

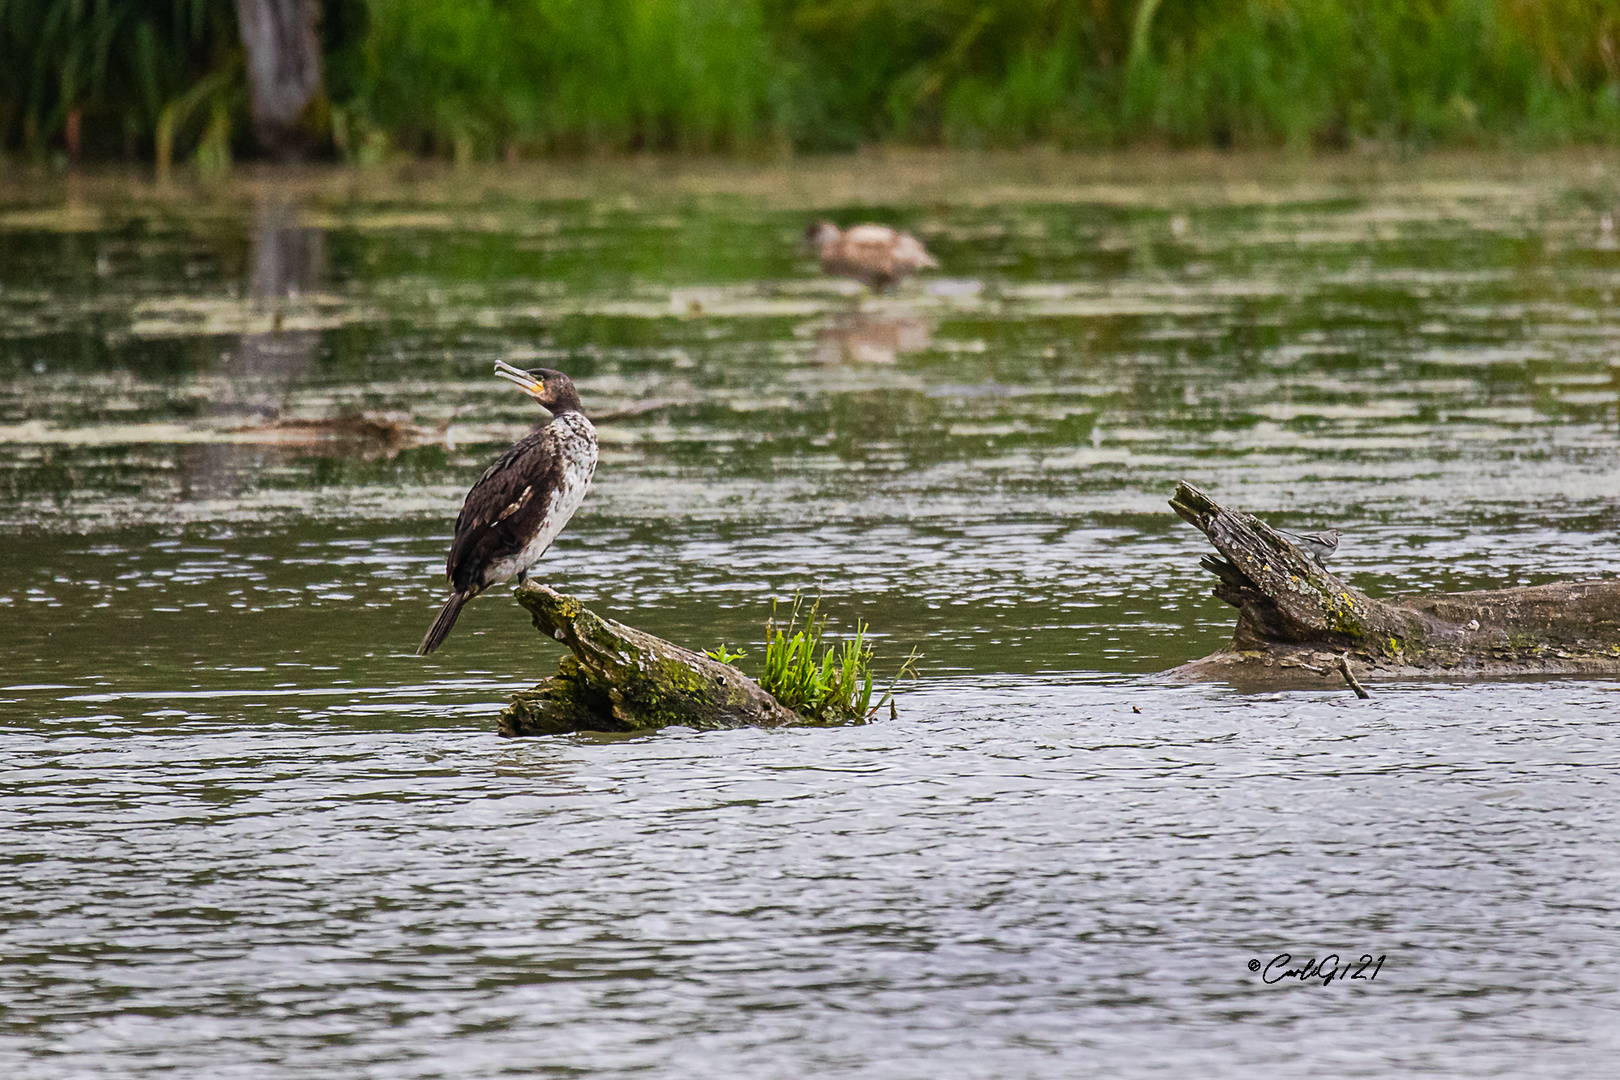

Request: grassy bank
left=7, top=0, right=1620, bottom=164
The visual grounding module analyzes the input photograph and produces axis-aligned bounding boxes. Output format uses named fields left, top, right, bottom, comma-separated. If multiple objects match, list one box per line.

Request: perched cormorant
left=1279, top=528, right=1341, bottom=568
left=805, top=221, right=938, bottom=293
left=418, top=362, right=598, bottom=655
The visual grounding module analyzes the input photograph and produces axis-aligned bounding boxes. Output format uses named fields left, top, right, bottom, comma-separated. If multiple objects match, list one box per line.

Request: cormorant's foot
left=516, top=570, right=528, bottom=585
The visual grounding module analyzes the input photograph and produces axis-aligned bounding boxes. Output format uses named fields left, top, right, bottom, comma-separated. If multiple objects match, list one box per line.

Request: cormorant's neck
left=547, top=389, right=583, bottom=415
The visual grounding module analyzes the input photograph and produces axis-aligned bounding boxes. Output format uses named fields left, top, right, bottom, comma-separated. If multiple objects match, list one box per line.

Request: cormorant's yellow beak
left=493, top=359, right=545, bottom=399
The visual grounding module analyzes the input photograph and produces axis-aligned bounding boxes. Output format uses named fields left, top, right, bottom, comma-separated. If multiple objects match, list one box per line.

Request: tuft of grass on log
left=755, top=595, right=916, bottom=725
left=498, top=584, right=913, bottom=736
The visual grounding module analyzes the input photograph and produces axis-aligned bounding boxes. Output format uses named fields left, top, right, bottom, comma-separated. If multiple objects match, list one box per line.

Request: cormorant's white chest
left=487, top=411, right=598, bottom=585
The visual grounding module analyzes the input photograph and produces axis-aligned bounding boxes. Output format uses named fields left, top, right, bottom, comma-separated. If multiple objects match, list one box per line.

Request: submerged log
left=1167, top=481, right=1620, bottom=686
left=499, top=583, right=800, bottom=736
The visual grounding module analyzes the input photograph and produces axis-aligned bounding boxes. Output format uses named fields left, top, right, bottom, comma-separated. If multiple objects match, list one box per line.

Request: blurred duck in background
left=805, top=221, right=938, bottom=293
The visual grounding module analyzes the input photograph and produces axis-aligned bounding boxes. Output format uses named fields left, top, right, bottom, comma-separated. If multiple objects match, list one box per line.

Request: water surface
left=2, top=154, right=1618, bottom=1076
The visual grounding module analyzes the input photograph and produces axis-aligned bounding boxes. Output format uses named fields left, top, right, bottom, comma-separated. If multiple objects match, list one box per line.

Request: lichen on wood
left=1167, top=481, right=1620, bottom=686
left=499, top=583, right=801, bottom=736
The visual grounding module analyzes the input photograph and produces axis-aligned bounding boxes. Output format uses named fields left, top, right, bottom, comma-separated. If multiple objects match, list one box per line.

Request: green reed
left=357, top=0, right=778, bottom=156
left=0, top=0, right=239, bottom=160
left=10, top=0, right=1620, bottom=161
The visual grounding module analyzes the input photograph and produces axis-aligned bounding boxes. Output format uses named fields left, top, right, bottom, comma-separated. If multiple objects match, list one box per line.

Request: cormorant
left=418, top=362, right=598, bottom=655
left=805, top=221, right=938, bottom=293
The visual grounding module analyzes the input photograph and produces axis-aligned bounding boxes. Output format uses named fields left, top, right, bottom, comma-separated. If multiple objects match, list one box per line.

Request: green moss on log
left=498, top=583, right=803, bottom=736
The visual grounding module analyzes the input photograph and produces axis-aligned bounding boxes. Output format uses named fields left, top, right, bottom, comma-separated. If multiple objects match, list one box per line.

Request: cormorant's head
left=493, top=361, right=582, bottom=414
left=805, top=220, right=840, bottom=248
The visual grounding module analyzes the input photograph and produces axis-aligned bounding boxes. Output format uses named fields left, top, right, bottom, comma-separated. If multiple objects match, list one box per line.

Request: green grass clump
left=704, top=643, right=748, bottom=665
left=750, top=595, right=916, bottom=724
left=0, top=0, right=241, bottom=160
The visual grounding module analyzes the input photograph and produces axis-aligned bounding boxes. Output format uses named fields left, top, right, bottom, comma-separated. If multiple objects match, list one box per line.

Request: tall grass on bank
left=0, top=0, right=239, bottom=160
left=787, top=0, right=1620, bottom=149
left=0, top=0, right=367, bottom=166
left=8, top=0, right=1620, bottom=162
left=360, top=0, right=779, bottom=156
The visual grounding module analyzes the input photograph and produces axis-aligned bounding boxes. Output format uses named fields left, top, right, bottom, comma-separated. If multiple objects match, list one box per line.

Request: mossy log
left=499, top=583, right=800, bottom=736
left=1167, top=481, right=1620, bottom=686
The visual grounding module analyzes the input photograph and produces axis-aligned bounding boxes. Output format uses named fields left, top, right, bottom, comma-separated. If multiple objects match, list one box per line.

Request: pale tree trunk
left=235, top=0, right=324, bottom=158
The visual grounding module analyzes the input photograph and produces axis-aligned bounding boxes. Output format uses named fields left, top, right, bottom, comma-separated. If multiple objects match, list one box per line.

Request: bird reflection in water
left=816, top=314, right=931, bottom=364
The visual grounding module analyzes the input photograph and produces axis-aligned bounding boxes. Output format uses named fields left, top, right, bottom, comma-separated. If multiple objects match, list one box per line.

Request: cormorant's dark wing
left=445, top=428, right=562, bottom=592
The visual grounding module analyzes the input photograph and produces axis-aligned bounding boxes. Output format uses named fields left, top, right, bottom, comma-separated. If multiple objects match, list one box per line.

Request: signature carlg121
left=1249, top=953, right=1386, bottom=985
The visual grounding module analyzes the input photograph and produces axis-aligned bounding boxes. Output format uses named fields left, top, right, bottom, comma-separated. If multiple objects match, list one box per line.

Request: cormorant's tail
left=418, top=592, right=472, bottom=655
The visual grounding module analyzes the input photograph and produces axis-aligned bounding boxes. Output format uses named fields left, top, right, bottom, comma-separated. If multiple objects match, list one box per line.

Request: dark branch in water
left=588, top=398, right=685, bottom=422
left=1337, top=653, right=1370, bottom=698
left=228, top=397, right=681, bottom=453
left=1167, top=481, right=1620, bottom=686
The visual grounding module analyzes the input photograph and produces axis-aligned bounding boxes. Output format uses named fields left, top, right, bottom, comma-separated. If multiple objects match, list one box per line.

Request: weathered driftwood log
left=499, top=583, right=800, bottom=736
left=1167, top=481, right=1620, bottom=686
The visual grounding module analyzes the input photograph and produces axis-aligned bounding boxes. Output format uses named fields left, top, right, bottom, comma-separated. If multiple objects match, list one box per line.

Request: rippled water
left=3, top=155, right=1619, bottom=1075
